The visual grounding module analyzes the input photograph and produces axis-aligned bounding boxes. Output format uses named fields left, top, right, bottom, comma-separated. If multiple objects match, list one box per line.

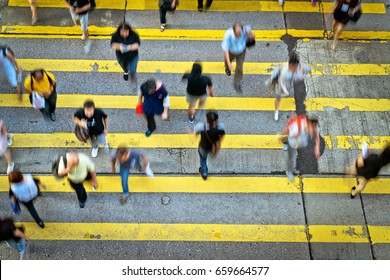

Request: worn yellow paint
left=0, top=176, right=300, bottom=193
left=2, top=26, right=390, bottom=41
left=302, top=178, right=390, bottom=194
left=15, top=59, right=390, bottom=76
left=369, top=226, right=390, bottom=244
left=1, top=94, right=389, bottom=112
left=5, top=133, right=390, bottom=149
left=7, top=0, right=385, bottom=13
left=309, top=225, right=369, bottom=243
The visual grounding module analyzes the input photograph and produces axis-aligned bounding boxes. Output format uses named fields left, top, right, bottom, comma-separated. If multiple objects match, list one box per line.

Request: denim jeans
left=287, top=144, right=296, bottom=172
left=119, top=161, right=142, bottom=195
left=0, top=57, right=18, bottom=87
left=90, top=133, right=107, bottom=149
left=5, top=238, right=27, bottom=257
left=198, top=147, right=209, bottom=177
left=117, top=54, right=139, bottom=76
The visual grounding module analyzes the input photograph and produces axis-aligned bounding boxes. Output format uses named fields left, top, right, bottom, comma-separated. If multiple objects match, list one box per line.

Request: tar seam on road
left=358, top=179, right=375, bottom=259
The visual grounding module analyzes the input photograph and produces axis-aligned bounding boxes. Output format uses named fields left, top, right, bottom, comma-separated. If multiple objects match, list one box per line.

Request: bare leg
left=4, top=149, right=12, bottom=166
left=29, top=0, right=38, bottom=24
left=188, top=105, right=196, bottom=119
left=352, top=177, right=367, bottom=196
left=332, top=22, right=345, bottom=50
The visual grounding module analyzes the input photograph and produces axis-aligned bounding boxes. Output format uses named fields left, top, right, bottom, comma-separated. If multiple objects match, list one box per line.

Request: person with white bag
left=24, top=69, right=57, bottom=122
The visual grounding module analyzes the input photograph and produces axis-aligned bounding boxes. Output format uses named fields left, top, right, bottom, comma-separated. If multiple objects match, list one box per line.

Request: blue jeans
left=198, top=147, right=209, bottom=177
left=117, top=54, right=139, bottom=76
left=0, top=57, right=18, bottom=87
left=120, top=161, right=142, bottom=195
left=5, top=238, right=27, bottom=257
left=90, top=133, right=107, bottom=149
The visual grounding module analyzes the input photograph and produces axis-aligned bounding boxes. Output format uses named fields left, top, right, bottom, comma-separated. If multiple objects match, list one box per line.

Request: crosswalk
left=0, top=1, right=389, bottom=260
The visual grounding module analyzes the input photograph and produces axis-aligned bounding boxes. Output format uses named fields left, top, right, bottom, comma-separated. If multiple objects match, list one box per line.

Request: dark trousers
left=22, top=200, right=43, bottom=225
left=39, top=90, right=57, bottom=114
left=68, top=172, right=92, bottom=203
left=198, top=0, right=213, bottom=9
left=145, top=114, right=156, bottom=132
left=159, top=2, right=176, bottom=24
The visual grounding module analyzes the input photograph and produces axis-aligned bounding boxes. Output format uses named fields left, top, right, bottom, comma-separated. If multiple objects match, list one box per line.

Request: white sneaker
left=7, top=133, right=13, bottom=146
left=81, top=33, right=85, bottom=41
left=103, top=144, right=109, bottom=154
left=84, top=40, right=92, bottom=54
left=274, top=110, right=279, bottom=121
left=91, top=147, right=98, bottom=158
left=286, top=170, right=294, bottom=182
left=7, top=162, right=15, bottom=175
left=145, top=163, right=154, bottom=178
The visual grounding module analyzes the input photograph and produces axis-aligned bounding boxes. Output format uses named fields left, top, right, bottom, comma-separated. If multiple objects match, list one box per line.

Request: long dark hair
left=116, top=22, right=132, bottom=36
left=190, top=62, right=202, bottom=80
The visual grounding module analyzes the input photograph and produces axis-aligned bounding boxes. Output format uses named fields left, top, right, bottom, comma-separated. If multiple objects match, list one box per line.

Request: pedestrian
left=110, top=22, right=140, bottom=91
left=328, top=0, right=362, bottom=50
left=0, top=120, right=14, bottom=175
left=347, top=143, right=390, bottom=199
left=182, top=62, right=214, bottom=123
left=221, top=22, right=255, bottom=93
left=0, top=45, right=22, bottom=100
left=72, top=100, right=109, bottom=158
left=198, top=0, right=212, bottom=11
left=192, top=111, right=225, bottom=180
left=24, top=69, right=57, bottom=122
left=111, top=146, right=154, bottom=205
left=137, top=78, right=170, bottom=137
left=29, top=0, right=38, bottom=24
left=272, top=52, right=311, bottom=122
left=8, top=169, right=46, bottom=228
left=57, top=151, right=98, bottom=208
left=64, top=0, right=93, bottom=54
left=0, top=217, right=29, bottom=260
left=278, top=114, right=320, bottom=181
left=159, top=0, right=177, bottom=32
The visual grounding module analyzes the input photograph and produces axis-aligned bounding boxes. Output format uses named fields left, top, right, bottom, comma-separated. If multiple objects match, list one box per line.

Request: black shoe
left=225, top=69, right=231, bottom=76
left=351, top=186, right=356, bottom=199
left=123, top=72, right=129, bottom=81
left=145, top=130, right=152, bottom=137
left=38, top=221, right=45, bottom=228
left=199, top=167, right=207, bottom=180
left=235, top=83, right=243, bottom=94
left=198, top=8, right=203, bottom=12
left=50, top=113, right=56, bottom=122
left=79, top=201, right=85, bottom=208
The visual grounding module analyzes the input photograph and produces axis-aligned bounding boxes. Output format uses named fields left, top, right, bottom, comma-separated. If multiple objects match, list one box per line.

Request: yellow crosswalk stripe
left=5, top=133, right=390, bottom=149
left=7, top=0, right=385, bottom=13
left=1, top=176, right=389, bottom=194
left=15, top=59, right=390, bottom=76
left=1, top=94, right=389, bottom=112
left=2, top=26, right=390, bottom=41
left=17, top=222, right=389, bottom=243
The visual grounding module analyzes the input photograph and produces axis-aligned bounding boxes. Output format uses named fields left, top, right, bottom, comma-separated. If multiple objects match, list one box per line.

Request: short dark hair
left=116, top=22, right=132, bottom=35
left=308, top=117, right=319, bottom=126
left=9, top=168, right=24, bottom=183
left=206, top=111, right=218, bottom=123
left=288, top=52, right=300, bottom=65
left=31, top=69, right=44, bottom=78
left=83, top=100, right=95, bottom=109
left=117, top=147, right=128, bottom=158
left=144, top=79, right=157, bottom=93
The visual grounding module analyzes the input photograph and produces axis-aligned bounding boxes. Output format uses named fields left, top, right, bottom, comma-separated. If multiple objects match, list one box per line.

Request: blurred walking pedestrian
left=192, top=111, right=225, bottom=180
left=0, top=120, right=14, bottom=175
left=137, top=78, right=170, bottom=137
left=0, top=218, right=29, bottom=260
left=222, top=22, right=255, bottom=93
left=328, top=0, right=362, bottom=50
left=272, top=52, right=310, bottom=121
left=24, top=69, right=57, bottom=122
left=278, top=114, right=320, bottom=181
left=159, top=0, right=177, bottom=32
left=57, top=152, right=98, bottom=208
left=347, top=143, right=390, bottom=199
left=0, top=45, right=22, bottom=100
left=73, top=100, right=109, bottom=158
left=198, top=0, right=212, bottom=11
left=111, top=22, right=140, bottom=91
left=8, top=169, right=46, bottom=228
left=29, top=0, right=38, bottom=24
left=111, top=146, right=154, bottom=205
left=64, top=0, right=93, bottom=54
left=182, top=62, right=214, bottom=123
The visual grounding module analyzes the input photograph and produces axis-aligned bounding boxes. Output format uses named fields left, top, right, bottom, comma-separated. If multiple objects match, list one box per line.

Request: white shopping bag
left=31, top=91, right=45, bottom=109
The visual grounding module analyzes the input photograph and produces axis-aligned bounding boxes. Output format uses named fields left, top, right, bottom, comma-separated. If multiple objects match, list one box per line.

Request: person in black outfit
left=159, top=0, right=177, bottom=32
left=348, top=144, right=390, bottom=199
left=0, top=217, right=29, bottom=260
left=111, top=22, right=141, bottom=91
left=192, top=111, right=225, bottom=180
left=198, top=0, right=212, bottom=12
left=182, top=62, right=214, bottom=123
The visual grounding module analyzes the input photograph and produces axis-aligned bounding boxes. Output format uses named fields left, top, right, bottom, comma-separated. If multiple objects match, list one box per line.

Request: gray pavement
left=0, top=2, right=390, bottom=260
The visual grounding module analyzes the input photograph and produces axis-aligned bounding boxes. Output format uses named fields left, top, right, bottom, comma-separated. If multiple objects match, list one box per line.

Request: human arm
left=313, top=127, right=320, bottom=159
left=58, top=153, right=75, bottom=177
left=90, top=171, right=98, bottom=190
left=208, top=85, right=215, bottom=97
left=13, top=227, right=29, bottom=242
left=75, top=2, right=90, bottom=14
left=224, top=50, right=232, bottom=71
left=64, top=0, right=73, bottom=11
left=162, top=95, right=170, bottom=120
left=72, top=111, right=88, bottom=129
left=103, top=116, right=108, bottom=135
left=171, top=0, right=176, bottom=9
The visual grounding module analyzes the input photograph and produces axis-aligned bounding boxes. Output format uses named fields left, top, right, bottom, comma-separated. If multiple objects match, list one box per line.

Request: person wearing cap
left=192, top=111, right=225, bottom=180
left=58, top=152, right=98, bottom=208
left=111, top=146, right=154, bottom=205
left=278, top=114, right=320, bottom=181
